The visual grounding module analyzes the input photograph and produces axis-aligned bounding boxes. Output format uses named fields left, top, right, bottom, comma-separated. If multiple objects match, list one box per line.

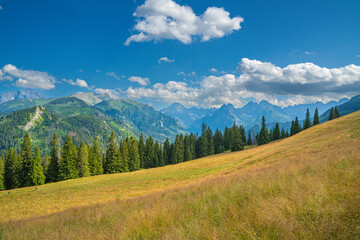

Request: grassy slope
left=1, top=111, right=360, bottom=239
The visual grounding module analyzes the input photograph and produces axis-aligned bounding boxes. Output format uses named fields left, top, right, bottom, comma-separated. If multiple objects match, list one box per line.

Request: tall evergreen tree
left=88, top=137, right=103, bottom=176
left=163, top=138, right=171, bottom=165
left=281, top=127, right=286, bottom=139
left=329, top=107, right=335, bottom=120
left=273, top=123, right=281, bottom=140
left=303, top=108, right=312, bottom=129
left=240, top=126, right=246, bottom=146
left=230, top=124, right=244, bottom=151
left=4, top=148, right=18, bottom=189
left=290, top=117, right=302, bottom=136
left=19, top=132, right=34, bottom=187
left=0, top=155, right=4, bottom=191
left=144, top=136, right=155, bottom=168
left=206, top=127, right=215, bottom=155
left=223, top=127, right=231, bottom=151
left=46, top=133, right=59, bottom=183
left=258, top=116, right=270, bottom=145
left=334, top=106, right=340, bottom=118
left=128, top=138, right=140, bottom=171
left=269, top=129, right=274, bottom=141
left=184, top=135, right=192, bottom=161
left=313, top=108, right=320, bottom=125
left=247, top=130, right=252, bottom=145
left=77, top=142, right=90, bottom=177
left=172, top=134, right=184, bottom=164
left=59, top=135, right=78, bottom=180
left=119, top=142, right=129, bottom=172
left=104, top=132, right=119, bottom=174
left=30, top=147, right=45, bottom=186
left=213, top=129, right=224, bottom=153
left=138, top=133, right=145, bottom=168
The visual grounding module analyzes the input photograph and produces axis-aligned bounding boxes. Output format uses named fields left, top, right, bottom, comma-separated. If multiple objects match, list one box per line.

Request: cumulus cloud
left=107, top=72, right=124, bottom=80
left=210, top=68, right=217, bottom=73
left=125, top=0, right=243, bottom=45
left=63, top=78, right=90, bottom=89
left=1, top=64, right=56, bottom=90
left=177, top=71, right=196, bottom=77
left=128, top=76, right=150, bottom=86
left=125, top=59, right=360, bottom=107
left=158, top=57, right=175, bottom=64
left=305, top=51, right=316, bottom=55
left=94, top=88, right=121, bottom=99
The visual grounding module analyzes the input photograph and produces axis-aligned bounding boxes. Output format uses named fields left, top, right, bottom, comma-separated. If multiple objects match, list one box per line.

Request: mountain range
left=0, top=89, right=45, bottom=104
left=0, top=92, right=186, bottom=152
left=161, top=98, right=350, bottom=133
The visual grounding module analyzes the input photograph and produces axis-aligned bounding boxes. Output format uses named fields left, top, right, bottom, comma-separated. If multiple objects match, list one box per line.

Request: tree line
left=0, top=107, right=339, bottom=191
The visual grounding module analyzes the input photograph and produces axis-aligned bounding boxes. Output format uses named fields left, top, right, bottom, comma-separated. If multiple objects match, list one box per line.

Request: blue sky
left=0, top=0, right=359, bottom=109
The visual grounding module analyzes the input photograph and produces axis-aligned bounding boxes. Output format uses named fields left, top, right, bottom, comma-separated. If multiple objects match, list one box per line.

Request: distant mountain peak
left=0, top=89, right=45, bottom=104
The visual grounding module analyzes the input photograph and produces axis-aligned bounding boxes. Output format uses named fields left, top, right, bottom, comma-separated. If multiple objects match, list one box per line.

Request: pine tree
left=269, top=129, right=274, bottom=141
left=213, top=129, right=224, bottom=154
left=313, top=108, right=320, bottom=125
left=77, top=142, right=90, bottom=177
left=223, top=127, right=231, bottom=151
left=30, top=147, right=45, bottom=186
left=240, top=126, right=246, bottom=146
left=281, top=127, right=286, bottom=139
left=138, top=133, right=145, bottom=168
left=329, top=107, right=335, bottom=120
left=88, top=137, right=103, bottom=176
left=152, top=142, right=160, bottom=167
left=184, top=135, right=192, bottom=161
left=46, top=133, right=59, bottom=183
left=206, top=127, right=215, bottom=155
left=247, top=130, right=252, bottom=145
left=4, top=148, right=18, bottom=189
left=128, top=138, right=140, bottom=171
left=163, top=138, right=171, bottom=165
left=104, top=132, right=119, bottom=174
left=0, top=155, right=4, bottom=191
left=334, top=106, right=340, bottom=118
left=291, top=117, right=302, bottom=136
left=258, top=116, right=270, bottom=145
left=303, top=108, right=312, bottom=129
left=144, top=137, right=155, bottom=168
left=19, top=132, right=34, bottom=187
left=273, top=123, right=281, bottom=140
left=230, top=124, right=244, bottom=151
left=172, top=134, right=184, bottom=164
left=59, top=135, right=78, bottom=180
left=119, top=142, right=129, bottom=172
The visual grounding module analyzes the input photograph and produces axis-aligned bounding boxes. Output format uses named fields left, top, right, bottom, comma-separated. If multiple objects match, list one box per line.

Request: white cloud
left=106, top=72, right=124, bottom=80
left=158, top=57, right=175, bottom=64
left=94, top=88, right=121, bottom=99
left=210, top=68, right=217, bottom=73
left=63, top=78, right=90, bottom=89
left=125, top=59, right=360, bottom=108
left=177, top=71, right=196, bottom=77
left=125, top=0, right=243, bottom=45
left=128, top=76, right=150, bottom=86
left=305, top=51, right=316, bottom=55
left=1, top=64, right=56, bottom=90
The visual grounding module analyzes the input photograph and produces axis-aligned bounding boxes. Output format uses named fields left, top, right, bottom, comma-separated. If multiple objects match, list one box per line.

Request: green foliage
left=172, top=134, right=184, bottom=164
left=313, top=108, right=320, bottom=125
left=128, top=138, right=140, bottom=171
left=290, top=117, right=302, bottom=136
left=247, top=130, right=253, bottom=145
left=257, top=116, right=270, bottom=145
left=77, top=142, right=90, bottom=177
left=4, top=148, right=18, bottom=189
left=19, top=132, right=34, bottom=187
left=119, top=142, right=129, bottom=173
left=230, top=124, right=244, bottom=151
left=303, top=108, right=312, bottom=129
left=59, top=135, right=78, bottom=180
left=0, top=155, right=4, bottom=191
left=104, top=132, right=119, bottom=174
left=273, top=123, right=281, bottom=140
left=88, top=137, right=103, bottom=176
left=31, top=147, right=45, bottom=186
left=46, top=133, right=59, bottom=183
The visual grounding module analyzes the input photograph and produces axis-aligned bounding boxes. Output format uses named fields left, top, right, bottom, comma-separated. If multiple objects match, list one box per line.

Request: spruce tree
left=329, top=107, right=335, bottom=120
left=4, top=148, right=18, bottom=189
left=172, top=134, right=184, bottom=164
left=258, top=116, right=270, bottom=145
left=184, top=135, right=192, bottom=161
left=152, top=142, right=160, bottom=167
left=313, top=108, right=320, bottom=125
left=144, top=136, right=155, bottom=168
left=281, top=127, right=286, bottom=139
left=119, top=142, right=129, bottom=172
left=273, top=123, right=281, bottom=140
left=163, top=138, right=171, bottom=165
left=269, top=129, right=274, bottom=141
left=303, top=108, right=311, bottom=129
left=19, top=132, right=34, bottom=187
left=77, top=142, right=90, bottom=177
left=104, top=132, right=119, bottom=174
left=88, top=137, right=103, bottom=175
left=247, top=130, right=252, bottom=145
left=46, top=133, right=59, bottom=183
left=59, top=135, right=78, bottom=180
left=138, top=133, right=145, bottom=168
left=230, top=124, right=244, bottom=151
left=223, top=127, right=231, bottom=151
left=240, top=126, right=246, bottom=146
left=0, top=155, right=4, bottom=191
left=128, top=138, right=140, bottom=171
left=30, top=147, right=45, bottom=186
left=213, top=129, right=224, bottom=154
left=334, top=106, right=340, bottom=118
left=206, top=127, right=215, bottom=155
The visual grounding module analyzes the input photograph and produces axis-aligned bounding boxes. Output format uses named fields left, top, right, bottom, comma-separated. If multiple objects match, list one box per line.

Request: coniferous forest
left=0, top=108, right=335, bottom=190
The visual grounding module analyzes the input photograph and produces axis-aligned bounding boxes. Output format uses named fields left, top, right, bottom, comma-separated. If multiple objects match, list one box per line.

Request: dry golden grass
left=1, top=111, right=360, bottom=239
